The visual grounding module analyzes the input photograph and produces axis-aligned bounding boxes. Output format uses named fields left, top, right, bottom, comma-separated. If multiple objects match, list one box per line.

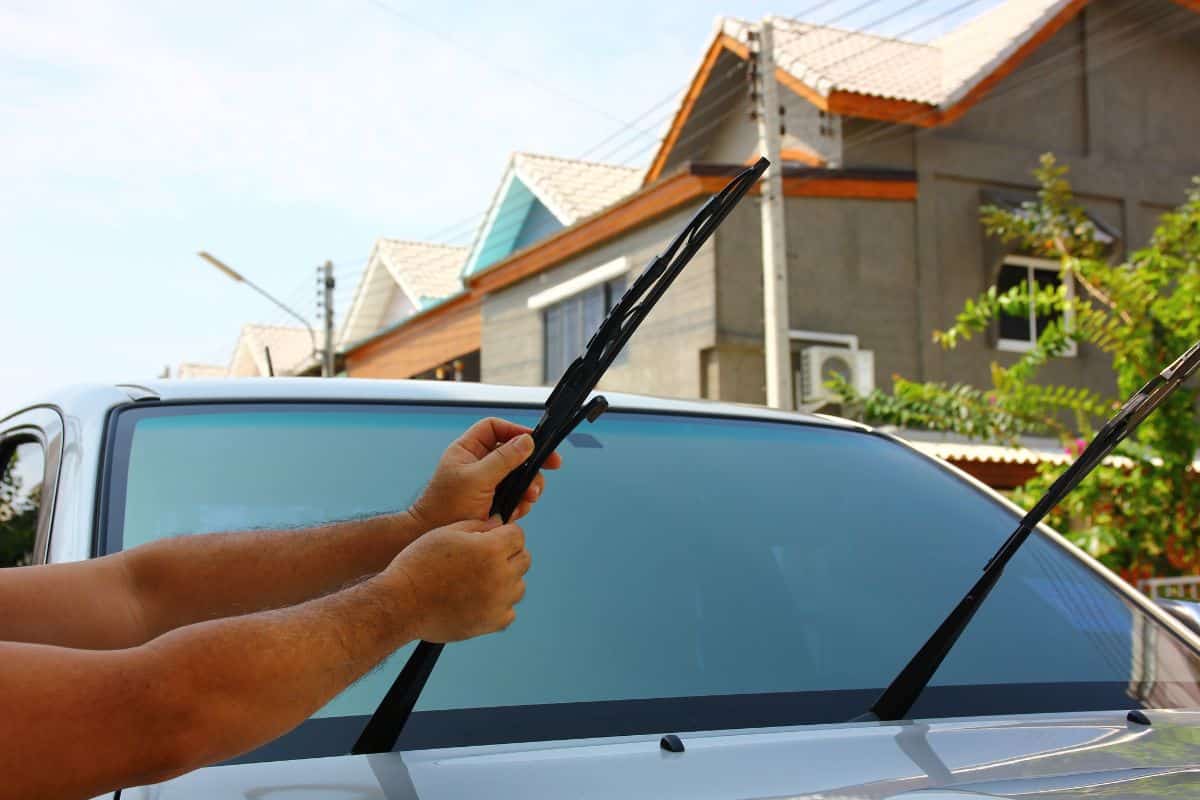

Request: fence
left=1139, top=576, right=1200, bottom=600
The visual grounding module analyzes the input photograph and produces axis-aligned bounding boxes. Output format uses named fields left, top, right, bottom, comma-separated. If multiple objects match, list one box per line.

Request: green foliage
left=834, top=154, right=1200, bottom=580
left=0, top=454, right=39, bottom=568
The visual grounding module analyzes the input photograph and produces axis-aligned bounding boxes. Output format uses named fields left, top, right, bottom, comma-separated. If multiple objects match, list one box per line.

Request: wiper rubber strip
left=351, top=157, right=771, bottom=755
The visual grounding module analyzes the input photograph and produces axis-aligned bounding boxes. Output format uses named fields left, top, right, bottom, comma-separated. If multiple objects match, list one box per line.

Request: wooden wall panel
left=346, top=296, right=481, bottom=379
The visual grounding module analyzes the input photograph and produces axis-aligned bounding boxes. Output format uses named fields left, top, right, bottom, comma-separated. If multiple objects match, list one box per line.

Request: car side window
left=0, top=440, right=45, bottom=567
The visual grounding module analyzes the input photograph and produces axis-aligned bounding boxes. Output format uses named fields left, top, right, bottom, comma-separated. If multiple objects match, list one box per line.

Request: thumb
left=475, top=433, right=535, bottom=483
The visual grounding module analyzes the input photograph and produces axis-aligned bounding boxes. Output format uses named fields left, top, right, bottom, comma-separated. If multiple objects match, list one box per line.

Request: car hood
left=123, top=710, right=1200, bottom=799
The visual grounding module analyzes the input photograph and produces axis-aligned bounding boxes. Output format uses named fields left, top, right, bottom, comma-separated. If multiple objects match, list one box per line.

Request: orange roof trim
left=343, top=165, right=917, bottom=361
left=649, top=0, right=1198, bottom=183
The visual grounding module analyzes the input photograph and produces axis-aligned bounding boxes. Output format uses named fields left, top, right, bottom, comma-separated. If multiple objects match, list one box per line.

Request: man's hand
left=385, top=517, right=531, bottom=643
left=410, top=417, right=563, bottom=529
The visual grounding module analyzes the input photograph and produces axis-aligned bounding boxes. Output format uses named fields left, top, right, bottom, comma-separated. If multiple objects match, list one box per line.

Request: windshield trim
left=227, top=680, right=1174, bottom=761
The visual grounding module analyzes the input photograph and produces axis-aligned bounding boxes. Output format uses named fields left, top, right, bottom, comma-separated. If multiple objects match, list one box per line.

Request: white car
left=7, top=378, right=1200, bottom=799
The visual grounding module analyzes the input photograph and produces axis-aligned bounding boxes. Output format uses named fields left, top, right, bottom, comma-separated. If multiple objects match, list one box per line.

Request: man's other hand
left=386, top=517, right=531, bottom=643
left=410, top=417, right=563, bottom=528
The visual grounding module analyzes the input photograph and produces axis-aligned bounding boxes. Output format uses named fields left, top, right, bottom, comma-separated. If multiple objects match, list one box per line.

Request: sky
left=0, top=0, right=1002, bottom=411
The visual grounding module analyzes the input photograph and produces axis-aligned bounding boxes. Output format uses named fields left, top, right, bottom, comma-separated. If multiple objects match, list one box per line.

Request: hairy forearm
left=146, top=569, right=418, bottom=773
left=121, top=511, right=426, bottom=643
left=0, top=571, right=418, bottom=799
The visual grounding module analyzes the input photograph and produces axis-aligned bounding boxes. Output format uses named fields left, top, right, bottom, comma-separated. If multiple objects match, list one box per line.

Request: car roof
left=18, top=378, right=866, bottom=432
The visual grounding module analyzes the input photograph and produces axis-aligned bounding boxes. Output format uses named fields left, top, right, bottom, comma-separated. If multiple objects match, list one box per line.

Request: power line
left=408, top=0, right=953, bottom=255
left=397, top=1, right=913, bottom=250
left=338, top=2, right=931, bottom=343
left=344, top=0, right=1032, bottom=324
left=840, top=0, right=1187, bottom=155
left=365, top=0, right=657, bottom=138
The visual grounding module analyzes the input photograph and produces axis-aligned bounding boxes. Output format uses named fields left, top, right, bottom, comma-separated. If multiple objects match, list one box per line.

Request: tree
left=834, top=154, right=1200, bottom=582
left=0, top=453, right=39, bottom=568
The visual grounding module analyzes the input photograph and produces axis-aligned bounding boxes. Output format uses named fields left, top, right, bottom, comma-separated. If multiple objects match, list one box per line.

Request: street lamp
left=197, top=251, right=324, bottom=376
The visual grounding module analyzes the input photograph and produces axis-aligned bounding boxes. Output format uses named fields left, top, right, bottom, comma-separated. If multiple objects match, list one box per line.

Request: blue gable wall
left=464, top=175, right=564, bottom=277
left=513, top=196, right=562, bottom=252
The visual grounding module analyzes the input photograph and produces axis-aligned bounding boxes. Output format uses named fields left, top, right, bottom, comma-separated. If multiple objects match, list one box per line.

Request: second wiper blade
left=352, top=157, right=770, bottom=755
left=863, top=338, right=1200, bottom=723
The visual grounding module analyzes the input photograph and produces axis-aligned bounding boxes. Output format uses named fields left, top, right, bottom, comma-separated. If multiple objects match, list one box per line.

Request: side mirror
left=1155, top=598, right=1200, bottom=636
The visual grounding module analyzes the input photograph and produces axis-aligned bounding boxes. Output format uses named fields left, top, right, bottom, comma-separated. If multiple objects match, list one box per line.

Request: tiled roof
left=719, top=1, right=1077, bottom=108
left=722, top=16, right=942, bottom=104
left=338, top=239, right=466, bottom=349
left=934, top=0, right=1069, bottom=106
left=231, top=324, right=316, bottom=377
left=512, top=152, right=643, bottom=224
left=174, top=362, right=227, bottom=379
left=909, top=440, right=1076, bottom=466
left=376, top=240, right=466, bottom=306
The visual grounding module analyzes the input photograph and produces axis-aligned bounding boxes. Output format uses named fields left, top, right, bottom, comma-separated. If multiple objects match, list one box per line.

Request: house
left=174, top=363, right=227, bottom=380
left=345, top=153, right=641, bottom=381
left=338, top=239, right=469, bottom=378
left=228, top=324, right=318, bottom=377
left=175, top=324, right=319, bottom=380
left=343, top=0, right=1200, bottom=412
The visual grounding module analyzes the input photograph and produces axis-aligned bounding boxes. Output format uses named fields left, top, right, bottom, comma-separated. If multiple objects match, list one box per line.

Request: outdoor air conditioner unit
left=797, top=345, right=875, bottom=405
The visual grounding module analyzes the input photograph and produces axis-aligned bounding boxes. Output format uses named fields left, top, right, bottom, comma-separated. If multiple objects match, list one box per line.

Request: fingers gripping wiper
left=863, top=339, right=1200, bottom=723
left=351, top=157, right=770, bottom=755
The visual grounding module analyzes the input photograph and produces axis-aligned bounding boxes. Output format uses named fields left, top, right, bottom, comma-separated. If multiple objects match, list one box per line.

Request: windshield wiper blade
left=863, top=338, right=1200, bottom=723
left=352, top=157, right=770, bottom=755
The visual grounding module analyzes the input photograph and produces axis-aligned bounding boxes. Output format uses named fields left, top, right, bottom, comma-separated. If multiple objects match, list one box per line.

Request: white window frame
left=527, top=257, right=629, bottom=311
left=995, top=255, right=1077, bottom=357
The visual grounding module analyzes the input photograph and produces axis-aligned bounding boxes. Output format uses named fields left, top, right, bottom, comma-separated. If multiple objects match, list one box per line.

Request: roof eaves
left=644, top=27, right=735, bottom=185
left=466, top=162, right=918, bottom=291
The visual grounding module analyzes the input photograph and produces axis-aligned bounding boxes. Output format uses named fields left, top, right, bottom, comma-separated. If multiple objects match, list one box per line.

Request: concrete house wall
left=482, top=201, right=718, bottom=398
left=902, top=0, right=1200, bottom=397
left=709, top=196, right=918, bottom=404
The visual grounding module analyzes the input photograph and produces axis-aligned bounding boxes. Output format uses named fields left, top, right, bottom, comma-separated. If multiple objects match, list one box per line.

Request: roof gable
left=230, top=324, right=315, bottom=377
left=465, top=171, right=558, bottom=277
left=339, top=239, right=466, bottom=349
left=462, top=152, right=642, bottom=278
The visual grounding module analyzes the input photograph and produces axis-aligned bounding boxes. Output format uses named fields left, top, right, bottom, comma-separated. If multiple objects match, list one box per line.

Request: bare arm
left=0, top=510, right=424, bottom=650
left=0, top=518, right=530, bottom=800
left=0, top=417, right=559, bottom=650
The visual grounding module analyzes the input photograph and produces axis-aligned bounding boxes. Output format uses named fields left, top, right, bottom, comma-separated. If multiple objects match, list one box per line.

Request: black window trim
left=0, top=406, right=64, bottom=566
left=995, top=254, right=1078, bottom=356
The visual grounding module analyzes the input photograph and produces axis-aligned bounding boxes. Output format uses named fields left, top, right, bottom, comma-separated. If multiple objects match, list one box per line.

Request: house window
left=996, top=256, right=1076, bottom=356
left=543, top=275, right=627, bottom=382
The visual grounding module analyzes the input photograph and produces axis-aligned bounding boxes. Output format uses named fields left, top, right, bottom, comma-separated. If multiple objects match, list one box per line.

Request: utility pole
left=319, top=260, right=336, bottom=377
left=749, top=18, right=793, bottom=410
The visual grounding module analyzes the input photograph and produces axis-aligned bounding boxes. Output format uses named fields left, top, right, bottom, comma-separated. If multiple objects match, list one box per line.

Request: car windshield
left=103, top=402, right=1200, bottom=763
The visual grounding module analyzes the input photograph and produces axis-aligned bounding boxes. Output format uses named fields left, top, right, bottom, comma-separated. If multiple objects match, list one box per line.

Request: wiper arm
left=352, top=157, right=770, bottom=755
left=863, top=338, right=1200, bottom=723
